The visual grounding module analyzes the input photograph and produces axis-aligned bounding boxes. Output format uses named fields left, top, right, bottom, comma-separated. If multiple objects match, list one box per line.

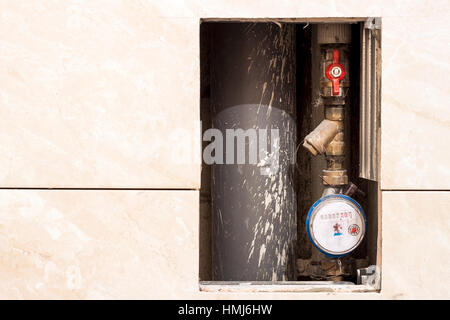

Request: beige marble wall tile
left=1, top=189, right=449, bottom=299
left=0, top=188, right=382, bottom=300
left=381, top=191, right=450, bottom=299
left=0, top=190, right=198, bottom=299
left=150, top=0, right=447, bottom=19
left=2, top=0, right=449, bottom=189
left=0, top=2, right=200, bottom=188
left=380, top=16, right=450, bottom=189
left=1, top=1, right=449, bottom=189
left=0, top=0, right=449, bottom=300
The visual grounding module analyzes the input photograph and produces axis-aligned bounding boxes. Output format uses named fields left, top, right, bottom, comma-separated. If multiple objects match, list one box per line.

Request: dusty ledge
left=199, top=281, right=378, bottom=293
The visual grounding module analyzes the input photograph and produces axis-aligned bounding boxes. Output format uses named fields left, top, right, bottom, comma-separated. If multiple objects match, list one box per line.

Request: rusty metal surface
left=297, top=257, right=368, bottom=280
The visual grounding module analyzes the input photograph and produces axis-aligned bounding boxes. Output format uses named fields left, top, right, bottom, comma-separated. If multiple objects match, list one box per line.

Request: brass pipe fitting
left=326, top=132, right=345, bottom=156
left=302, top=119, right=342, bottom=156
left=325, top=106, right=345, bottom=121
left=322, top=169, right=348, bottom=186
left=304, top=24, right=351, bottom=188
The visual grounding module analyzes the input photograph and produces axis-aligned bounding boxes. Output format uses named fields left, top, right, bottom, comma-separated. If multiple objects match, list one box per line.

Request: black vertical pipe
left=209, top=22, right=297, bottom=281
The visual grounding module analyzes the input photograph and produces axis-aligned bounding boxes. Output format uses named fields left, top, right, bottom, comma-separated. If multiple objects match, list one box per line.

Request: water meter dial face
left=306, top=194, right=366, bottom=257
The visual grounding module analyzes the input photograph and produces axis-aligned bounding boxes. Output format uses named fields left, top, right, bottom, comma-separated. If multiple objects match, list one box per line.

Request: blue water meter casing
left=306, top=194, right=366, bottom=258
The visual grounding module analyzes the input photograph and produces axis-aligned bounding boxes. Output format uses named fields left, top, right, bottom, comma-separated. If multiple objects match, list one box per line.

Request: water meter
left=306, top=194, right=366, bottom=257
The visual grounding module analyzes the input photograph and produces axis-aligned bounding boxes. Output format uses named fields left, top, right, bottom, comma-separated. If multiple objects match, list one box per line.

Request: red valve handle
left=325, top=49, right=346, bottom=96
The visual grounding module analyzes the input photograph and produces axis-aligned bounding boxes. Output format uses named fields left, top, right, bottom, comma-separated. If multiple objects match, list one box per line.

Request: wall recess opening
left=199, top=18, right=381, bottom=292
